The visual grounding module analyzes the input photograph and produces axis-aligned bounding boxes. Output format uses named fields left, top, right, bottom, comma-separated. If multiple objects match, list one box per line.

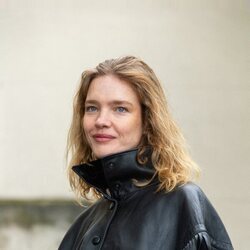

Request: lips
left=93, top=134, right=116, bottom=142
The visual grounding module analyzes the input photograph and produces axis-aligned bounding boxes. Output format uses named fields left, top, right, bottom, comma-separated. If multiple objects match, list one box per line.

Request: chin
left=93, top=150, right=114, bottom=159
left=93, top=148, right=127, bottom=159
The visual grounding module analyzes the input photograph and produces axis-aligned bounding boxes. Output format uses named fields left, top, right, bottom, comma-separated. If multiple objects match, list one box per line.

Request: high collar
left=72, top=149, right=157, bottom=201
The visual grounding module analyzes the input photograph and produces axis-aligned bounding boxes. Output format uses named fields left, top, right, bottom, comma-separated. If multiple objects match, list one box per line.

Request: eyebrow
left=85, top=100, right=133, bottom=107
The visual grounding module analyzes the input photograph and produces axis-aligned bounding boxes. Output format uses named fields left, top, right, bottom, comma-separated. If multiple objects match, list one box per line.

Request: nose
left=95, top=110, right=111, bottom=128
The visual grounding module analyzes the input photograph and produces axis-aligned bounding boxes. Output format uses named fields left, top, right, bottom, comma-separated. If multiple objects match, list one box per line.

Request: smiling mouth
left=93, top=134, right=115, bottom=142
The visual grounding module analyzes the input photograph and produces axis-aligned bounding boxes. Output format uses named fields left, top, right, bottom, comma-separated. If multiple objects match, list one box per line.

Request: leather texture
left=59, top=149, right=233, bottom=250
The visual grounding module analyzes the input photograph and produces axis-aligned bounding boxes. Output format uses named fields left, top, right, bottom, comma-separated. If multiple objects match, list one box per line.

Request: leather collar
left=72, top=149, right=156, bottom=200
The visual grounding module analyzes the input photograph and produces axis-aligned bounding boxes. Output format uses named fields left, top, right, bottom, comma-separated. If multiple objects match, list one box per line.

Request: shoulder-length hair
left=67, top=56, right=200, bottom=201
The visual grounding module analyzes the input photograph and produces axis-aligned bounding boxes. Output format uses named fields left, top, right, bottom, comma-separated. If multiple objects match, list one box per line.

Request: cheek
left=124, top=116, right=143, bottom=138
left=83, top=116, right=92, bottom=135
left=135, top=120, right=143, bottom=139
left=82, top=118, right=94, bottom=147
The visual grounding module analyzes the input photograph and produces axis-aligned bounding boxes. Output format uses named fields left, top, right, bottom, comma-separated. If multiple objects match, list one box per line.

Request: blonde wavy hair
left=67, top=56, right=200, bottom=201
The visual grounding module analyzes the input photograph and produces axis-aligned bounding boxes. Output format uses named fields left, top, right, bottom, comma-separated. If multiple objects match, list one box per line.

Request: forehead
left=86, top=75, right=139, bottom=103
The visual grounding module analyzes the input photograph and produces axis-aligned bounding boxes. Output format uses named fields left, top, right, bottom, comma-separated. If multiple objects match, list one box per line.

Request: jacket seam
left=182, top=230, right=232, bottom=250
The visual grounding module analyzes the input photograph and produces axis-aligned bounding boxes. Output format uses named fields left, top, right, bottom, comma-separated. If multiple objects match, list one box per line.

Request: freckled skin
left=83, top=75, right=143, bottom=158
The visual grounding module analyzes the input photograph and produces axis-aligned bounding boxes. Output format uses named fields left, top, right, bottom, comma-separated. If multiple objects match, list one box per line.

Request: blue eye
left=116, top=107, right=128, bottom=113
left=85, top=106, right=97, bottom=112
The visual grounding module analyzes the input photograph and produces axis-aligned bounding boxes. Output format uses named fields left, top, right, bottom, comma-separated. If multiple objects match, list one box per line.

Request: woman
left=59, top=56, right=233, bottom=249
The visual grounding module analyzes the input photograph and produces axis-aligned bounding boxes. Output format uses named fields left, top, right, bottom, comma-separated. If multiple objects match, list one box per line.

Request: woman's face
left=83, top=74, right=142, bottom=158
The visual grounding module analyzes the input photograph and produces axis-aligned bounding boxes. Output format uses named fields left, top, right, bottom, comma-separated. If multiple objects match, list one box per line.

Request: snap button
left=108, top=162, right=114, bottom=169
left=92, top=236, right=101, bottom=245
left=109, top=202, right=115, bottom=210
left=114, top=183, right=121, bottom=190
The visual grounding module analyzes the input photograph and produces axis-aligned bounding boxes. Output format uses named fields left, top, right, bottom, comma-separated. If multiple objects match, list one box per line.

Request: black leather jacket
left=59, top=149, right=233, bottom=250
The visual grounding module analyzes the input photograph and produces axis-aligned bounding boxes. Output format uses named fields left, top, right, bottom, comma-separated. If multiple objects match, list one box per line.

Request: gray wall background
left=1, top=0, right=249, bottom=249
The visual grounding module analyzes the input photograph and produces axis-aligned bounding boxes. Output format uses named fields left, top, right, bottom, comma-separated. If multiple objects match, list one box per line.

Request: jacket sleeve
left=182, top=231, right=234, bottom=250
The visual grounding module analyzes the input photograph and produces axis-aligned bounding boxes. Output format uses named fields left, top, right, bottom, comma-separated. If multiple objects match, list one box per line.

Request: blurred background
left=0, top=0, right=249, bottom=249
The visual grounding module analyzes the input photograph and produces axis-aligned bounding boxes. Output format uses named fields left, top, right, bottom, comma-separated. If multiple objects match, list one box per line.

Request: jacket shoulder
left=173, top=182, right=218, bottom=215
left=171, top=182, right=233, bottom=249
left=175, top=182, right=204, bottom=199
